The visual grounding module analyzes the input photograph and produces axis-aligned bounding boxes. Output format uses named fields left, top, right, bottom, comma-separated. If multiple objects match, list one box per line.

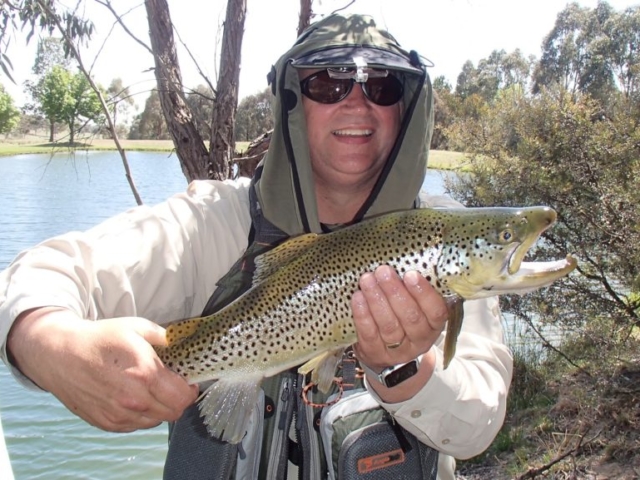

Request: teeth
left=332, top=129, right=373, bottom=137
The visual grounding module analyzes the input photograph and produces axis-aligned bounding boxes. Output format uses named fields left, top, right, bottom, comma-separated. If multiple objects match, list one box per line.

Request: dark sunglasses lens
left=302, top=72, right=352, bottom=104
left=364, top=75, right=404, bottom=106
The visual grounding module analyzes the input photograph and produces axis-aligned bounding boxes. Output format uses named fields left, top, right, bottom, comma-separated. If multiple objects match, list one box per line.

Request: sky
left=3, top=0, right=640, bottom=113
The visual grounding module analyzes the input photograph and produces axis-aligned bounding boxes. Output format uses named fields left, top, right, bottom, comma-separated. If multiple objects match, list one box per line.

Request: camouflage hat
left=255, top=13, right=433, bottom=236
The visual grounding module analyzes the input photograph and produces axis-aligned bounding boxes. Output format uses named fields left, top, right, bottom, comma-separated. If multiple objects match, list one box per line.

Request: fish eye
left=499, top=229, right=514, bottom=243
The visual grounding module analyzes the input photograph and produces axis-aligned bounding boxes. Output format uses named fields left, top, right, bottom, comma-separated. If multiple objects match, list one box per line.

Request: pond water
left=0, top=151, right=453, bottom=479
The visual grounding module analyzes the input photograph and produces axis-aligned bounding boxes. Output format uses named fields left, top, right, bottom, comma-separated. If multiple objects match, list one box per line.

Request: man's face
left=300, top=68, right=403, bottom=195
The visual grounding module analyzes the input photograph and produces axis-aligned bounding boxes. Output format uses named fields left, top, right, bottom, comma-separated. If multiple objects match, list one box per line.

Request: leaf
left=1, top=53, right=13, bottom=70
left=0, top=60, right=15, bottom=84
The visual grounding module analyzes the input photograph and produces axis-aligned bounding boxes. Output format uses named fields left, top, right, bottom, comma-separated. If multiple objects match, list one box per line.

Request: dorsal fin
left=252, top=233, right=319, bottom=285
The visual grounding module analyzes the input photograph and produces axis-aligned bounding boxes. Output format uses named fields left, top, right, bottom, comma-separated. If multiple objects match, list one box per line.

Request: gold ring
left=386, top=341, right=402, bottom=349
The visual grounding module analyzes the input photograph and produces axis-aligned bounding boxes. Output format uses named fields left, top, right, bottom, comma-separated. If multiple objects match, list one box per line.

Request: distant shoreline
left=0, top=140, right=465, bottom=171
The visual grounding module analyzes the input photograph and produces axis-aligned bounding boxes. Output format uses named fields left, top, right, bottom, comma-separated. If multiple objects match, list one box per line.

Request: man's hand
left=7, top=307, right=198, bottom=432
left=351, top=266, right=449, bottom=402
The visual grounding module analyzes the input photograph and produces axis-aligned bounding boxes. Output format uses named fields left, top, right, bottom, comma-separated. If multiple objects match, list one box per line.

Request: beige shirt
left=0, top=178, right=512, bottom=479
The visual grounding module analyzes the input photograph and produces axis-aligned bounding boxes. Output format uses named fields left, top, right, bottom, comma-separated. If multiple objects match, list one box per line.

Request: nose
left=342, top=82, right=370, bottom=107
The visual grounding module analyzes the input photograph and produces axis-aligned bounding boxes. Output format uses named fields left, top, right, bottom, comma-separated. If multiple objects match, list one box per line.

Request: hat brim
left=292, top=46, right=423, bottom=75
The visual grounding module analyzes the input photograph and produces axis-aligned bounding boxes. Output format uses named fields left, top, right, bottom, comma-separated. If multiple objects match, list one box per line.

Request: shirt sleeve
left=0, top=178, right=252, bottom=386
left=368, top=296, right=512, bottom=459
left=366, top=193, right=514, bottom=459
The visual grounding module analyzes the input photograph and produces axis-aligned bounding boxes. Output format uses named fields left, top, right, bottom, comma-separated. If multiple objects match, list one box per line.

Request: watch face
left=384, top=360, right=419, bottom=388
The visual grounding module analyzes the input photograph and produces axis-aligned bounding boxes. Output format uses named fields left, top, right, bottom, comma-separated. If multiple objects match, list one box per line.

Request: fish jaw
left=441, top=206, right=576, bottom=299
left=476, top=254, right=577, bottom=297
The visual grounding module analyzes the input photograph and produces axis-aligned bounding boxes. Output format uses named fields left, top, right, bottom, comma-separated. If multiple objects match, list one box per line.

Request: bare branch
left=515, top=429, right=602, bottom=479
left=35, top=0, right=143, bottom=205
left=522, top=313, right=592, bottom=377
left=298, top=0, right=313, bottom=37
left=331, top=1, right=356, bottom=15
left=172, top=25, right=216, bottom=95
left=94, top=0, right=153, bottom=55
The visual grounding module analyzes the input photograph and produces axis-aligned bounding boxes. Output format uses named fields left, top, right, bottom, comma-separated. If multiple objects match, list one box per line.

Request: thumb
left=122, top=317, right=168, bottom=346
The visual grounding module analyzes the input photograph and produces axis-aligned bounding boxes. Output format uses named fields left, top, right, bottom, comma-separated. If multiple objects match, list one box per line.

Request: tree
left=531, top=1, right=638, bottom=102
left=234, top=88, right=273, bottom=142
left=10, top=0, right=313, bottom=187
left=431, top=77, right=456, bottom=150
left=128, top=89, right=169, bottom=140
left=0, top=83, right=20, bottom=133
left=1, top=0, right=93, bottom=83
left=604, top=5, right=640, bottom=98
left=446, top=86, right=639, bottom=362
left=32, top=36, right=73, bottom=75
left=456, top=49, right=532, bottom=102
left=23, top=37, right=72, bottom=141
left=39, top=65, right=104, bottom=143
left=106, top=77, right=135, bottom=135
left=186, top=84, right=215, bottom=141
left=15, top=112, right=47, bottom=136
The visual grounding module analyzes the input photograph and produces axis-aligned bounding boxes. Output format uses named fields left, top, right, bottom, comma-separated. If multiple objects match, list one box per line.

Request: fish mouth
left=491, top=242, right=577, bottom=295
left=488, top=208, right=577, bottom=294
left=509, top=254, right=578, bottom=287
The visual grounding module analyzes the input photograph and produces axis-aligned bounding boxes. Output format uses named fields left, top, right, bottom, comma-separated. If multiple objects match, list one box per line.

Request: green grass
left=1, top=139, right=467, bottom=171
left=0, top=139, right=177, bottom=156
left=428, top=149, right=468, bottom=170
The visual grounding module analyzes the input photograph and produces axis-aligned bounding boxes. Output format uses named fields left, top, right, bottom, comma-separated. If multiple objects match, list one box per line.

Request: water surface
left=0, top=151, right=450, bottom=479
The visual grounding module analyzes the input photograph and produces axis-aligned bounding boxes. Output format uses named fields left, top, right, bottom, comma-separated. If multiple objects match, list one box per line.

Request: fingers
left=352, top=265, right=449, bottom=369
left=356, top=270, right=408, bottom=347
left=126, top=316, right=168, bottom=347
left=146, top=358, right=199, bottom=420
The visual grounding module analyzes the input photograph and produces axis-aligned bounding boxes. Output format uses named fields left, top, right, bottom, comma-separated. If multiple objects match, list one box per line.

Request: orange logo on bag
left=357, top=449, right=405, bottom=473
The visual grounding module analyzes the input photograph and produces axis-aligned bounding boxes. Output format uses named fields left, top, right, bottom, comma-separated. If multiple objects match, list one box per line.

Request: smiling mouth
left=332, top=129, right=373, bottom=137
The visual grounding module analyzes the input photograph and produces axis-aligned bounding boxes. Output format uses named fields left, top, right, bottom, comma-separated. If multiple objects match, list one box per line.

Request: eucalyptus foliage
left=39, top=65, right=104, bottom=143
left=1, top=0, right=93, bottom=83
left=446, top=86, right=640, bottom=357
left=0, top=83, right=20, bottom=133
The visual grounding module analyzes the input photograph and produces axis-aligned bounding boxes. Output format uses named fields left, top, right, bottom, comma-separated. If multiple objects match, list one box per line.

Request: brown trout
left=155, top=206, right=577, bottom=443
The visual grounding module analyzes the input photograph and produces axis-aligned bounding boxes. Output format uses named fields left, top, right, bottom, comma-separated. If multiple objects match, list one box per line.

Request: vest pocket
left=319, top=389, right=439, bottom=480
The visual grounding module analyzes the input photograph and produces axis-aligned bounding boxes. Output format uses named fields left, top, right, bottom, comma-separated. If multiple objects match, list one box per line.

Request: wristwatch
left=359, top=355, right=422, bottom=388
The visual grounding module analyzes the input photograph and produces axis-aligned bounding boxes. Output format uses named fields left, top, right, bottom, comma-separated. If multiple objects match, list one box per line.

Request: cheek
left=384, top=104, right=403, bottom=136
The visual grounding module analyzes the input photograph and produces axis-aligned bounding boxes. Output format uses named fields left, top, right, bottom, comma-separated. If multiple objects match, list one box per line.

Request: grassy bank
left=0, top=139, right=177, bottom=156
left=458, top=324, right=640, bottom=479
left=0, top=139, right=466, bottom=170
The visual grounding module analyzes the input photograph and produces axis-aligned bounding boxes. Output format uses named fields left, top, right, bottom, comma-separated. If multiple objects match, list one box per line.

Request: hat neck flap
left=255, top=13, right=433, bottom=236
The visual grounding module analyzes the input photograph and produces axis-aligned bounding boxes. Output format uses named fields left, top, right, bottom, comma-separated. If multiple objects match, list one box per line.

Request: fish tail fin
left=198, top=375, right=263, bottom=444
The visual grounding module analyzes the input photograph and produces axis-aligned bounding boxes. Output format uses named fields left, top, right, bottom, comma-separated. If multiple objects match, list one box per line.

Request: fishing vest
left=162, top=168, right=439, bottom=480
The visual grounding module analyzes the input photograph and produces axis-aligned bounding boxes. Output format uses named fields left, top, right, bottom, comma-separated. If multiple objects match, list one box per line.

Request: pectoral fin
left=443, top=296, right=465, bottom=369
left=298, top=348, right=344, bottom=393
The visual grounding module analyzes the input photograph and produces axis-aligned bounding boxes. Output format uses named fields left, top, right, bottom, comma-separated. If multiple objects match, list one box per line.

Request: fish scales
left=155, top=206, right=577, bottom=443
left=161, top=210, right=447, bottom=381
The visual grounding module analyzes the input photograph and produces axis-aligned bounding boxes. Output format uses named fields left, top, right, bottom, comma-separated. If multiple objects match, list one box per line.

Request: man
left=0, top=13, right=511, bottom=479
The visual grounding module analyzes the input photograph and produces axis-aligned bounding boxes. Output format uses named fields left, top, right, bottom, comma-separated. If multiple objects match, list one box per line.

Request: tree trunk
left=69, top=123, right=74, bottom=144
left=49, top=119, right=54, bottom=142
left=145, top=0, right=210, bottom=181
left=208, top=0, right=247, bottom=181
left=298, top=0, right=314, bottom=37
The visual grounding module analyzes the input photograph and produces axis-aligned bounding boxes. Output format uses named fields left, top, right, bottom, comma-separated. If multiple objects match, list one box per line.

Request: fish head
left=437, top=206, right=577, bottom=299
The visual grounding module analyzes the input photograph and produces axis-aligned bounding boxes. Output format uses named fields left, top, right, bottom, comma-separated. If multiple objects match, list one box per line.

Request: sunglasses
left=299, top=69, right=404, bottom=106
